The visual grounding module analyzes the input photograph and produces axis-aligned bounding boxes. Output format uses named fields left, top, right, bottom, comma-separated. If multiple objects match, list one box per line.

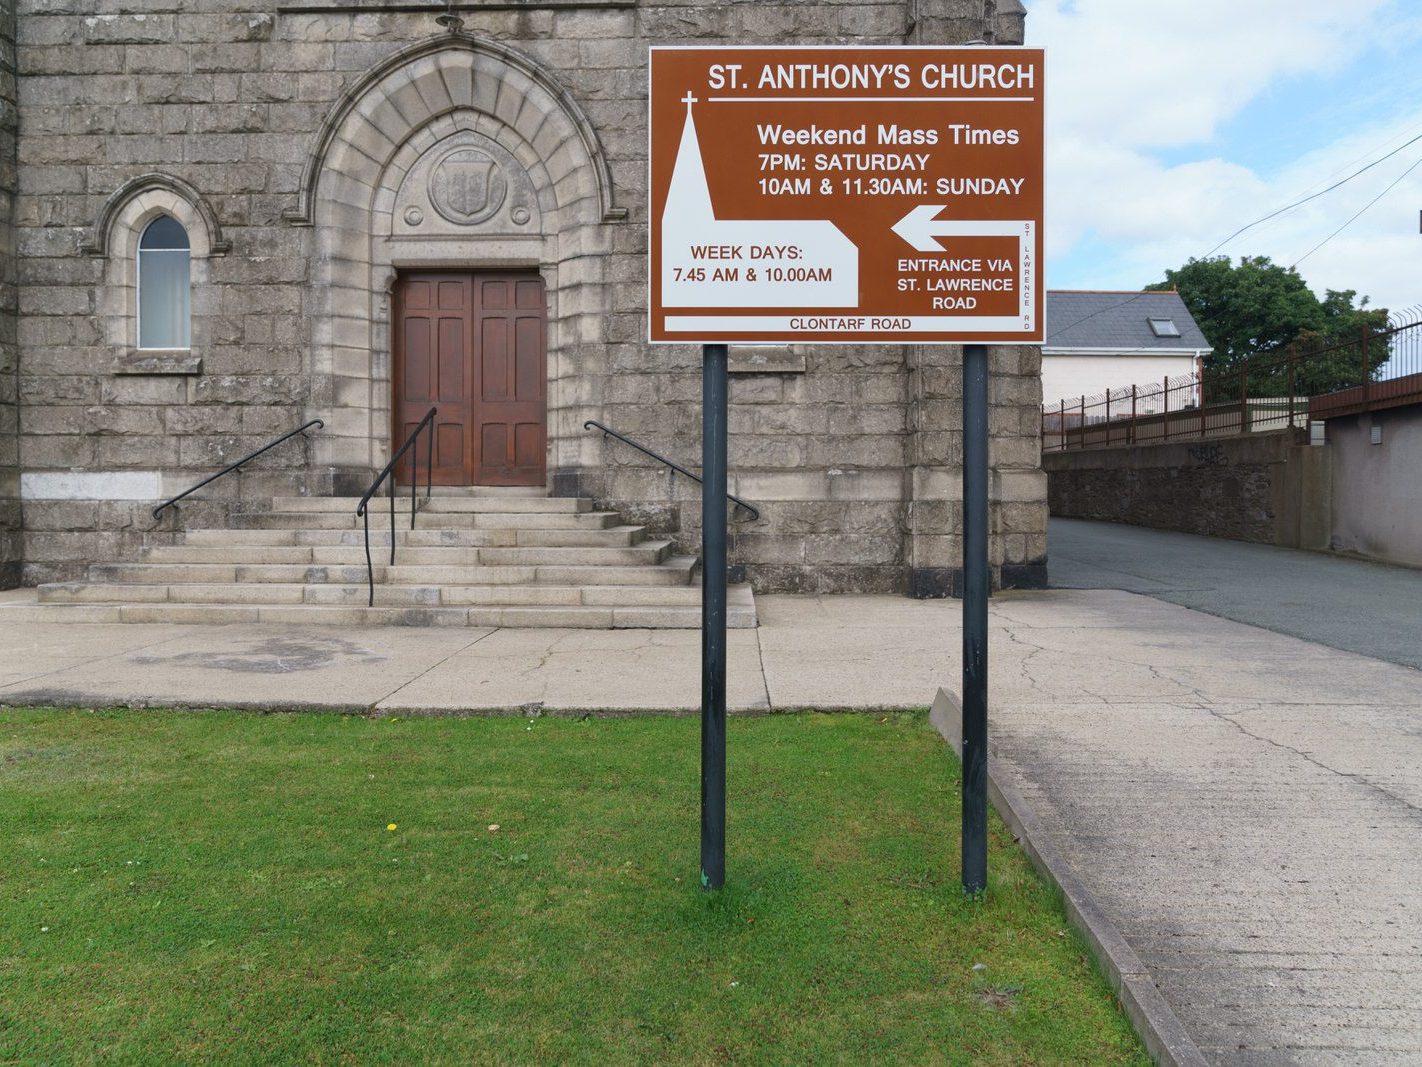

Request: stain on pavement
left=129, top=634, right=387, bottom=674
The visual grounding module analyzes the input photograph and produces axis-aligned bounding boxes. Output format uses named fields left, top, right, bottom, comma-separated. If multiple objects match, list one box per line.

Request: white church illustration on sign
left=658, top=93, right=860, bottom=318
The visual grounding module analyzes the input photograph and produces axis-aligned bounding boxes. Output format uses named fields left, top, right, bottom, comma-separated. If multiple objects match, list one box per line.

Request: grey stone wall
left=1044, top=430, right=1331, bottom=550
left=13, top=0, right=1048, bottom=593
left=0, top=0, right=16, bottom=588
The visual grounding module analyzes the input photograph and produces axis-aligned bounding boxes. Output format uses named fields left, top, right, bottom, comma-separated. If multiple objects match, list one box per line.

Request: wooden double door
left=393, top=271, right=547, bottom=486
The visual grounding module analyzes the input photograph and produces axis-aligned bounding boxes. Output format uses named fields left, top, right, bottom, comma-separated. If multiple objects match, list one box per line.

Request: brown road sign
left=649, top=46, right=1045, bottom=345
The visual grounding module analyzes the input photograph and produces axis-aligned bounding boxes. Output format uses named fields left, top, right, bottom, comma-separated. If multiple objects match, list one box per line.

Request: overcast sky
left=1024, top=0, right=1422, bottom=319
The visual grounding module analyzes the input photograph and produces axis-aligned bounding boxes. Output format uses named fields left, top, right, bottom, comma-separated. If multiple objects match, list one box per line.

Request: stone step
left=142, top=541, right=671, bottom=568
left=377, top=561, right=696, bottom=587
left=91, top=562, right=374, bottom=585
left=267, top=489, right=564, bottom=513
left=458, top=543, right=671, bottom=567
left=5, top=597, right=757, bottom=629
left=88, top=557, right=697, bottom=587
left=230, top=510, right=607, bottom=531
left=472, top=526, right=647, bottom=548
left=179, top=525, right=645, bottom=548
left=419, top=497, right=590, bottom=514
left=265, top=495, right=394, bottom=512
left=38, top=581, right=751, bottom=611
left=421, top=484, right=548, bottom=497
left=146, top=545, right=317, bottom=565
left=183, top=528, right=505, bottom=548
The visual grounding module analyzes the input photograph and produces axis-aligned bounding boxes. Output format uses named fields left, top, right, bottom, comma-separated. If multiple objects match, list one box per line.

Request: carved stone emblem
left=428, top=148, right=507, bottom=225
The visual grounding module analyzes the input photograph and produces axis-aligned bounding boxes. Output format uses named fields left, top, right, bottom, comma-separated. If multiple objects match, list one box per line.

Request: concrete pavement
left=2, top=588, right=1420, bottom=1062
left=1049, top=517, right=1422, bottom=670
left=0, top=591, right=964, bottom=714
left=986, top=591, right=1422, bottom=1064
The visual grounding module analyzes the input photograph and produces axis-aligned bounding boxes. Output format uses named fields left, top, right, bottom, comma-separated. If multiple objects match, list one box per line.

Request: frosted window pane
left=139, top=249, right=191, bottom=349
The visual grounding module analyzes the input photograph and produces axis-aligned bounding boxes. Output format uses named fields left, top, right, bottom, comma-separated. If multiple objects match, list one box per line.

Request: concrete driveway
left=1049, top=518, right=1422, bottom=670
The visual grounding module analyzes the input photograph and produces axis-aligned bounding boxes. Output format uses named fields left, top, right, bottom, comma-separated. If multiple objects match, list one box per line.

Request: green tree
left=1147, top=256, right=1389, bottom=398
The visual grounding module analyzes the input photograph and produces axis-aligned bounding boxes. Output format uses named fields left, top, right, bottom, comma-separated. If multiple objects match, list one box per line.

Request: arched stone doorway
left=287, top=34, right=624, bottom=493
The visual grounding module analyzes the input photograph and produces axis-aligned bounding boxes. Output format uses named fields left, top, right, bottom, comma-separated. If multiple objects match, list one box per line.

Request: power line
left=1291, top=151, right=1422, bottom=267
left=1295, top=113, right=1422, bottom=198
left=1204, top=130, right=1422, bottom=256
left=1045, top=129, right=1422, bottom=342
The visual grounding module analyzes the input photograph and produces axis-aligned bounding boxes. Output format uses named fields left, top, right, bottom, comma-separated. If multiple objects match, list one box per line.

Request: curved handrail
left=583, top=419, right=760, bottom=521
left=356, top=407, right=437, bottom=607
left=152, top=419, right=324, bottom=519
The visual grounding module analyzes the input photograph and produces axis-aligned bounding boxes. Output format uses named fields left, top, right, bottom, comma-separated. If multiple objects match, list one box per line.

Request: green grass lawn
left=1, top=708, right=1144, bottom=1064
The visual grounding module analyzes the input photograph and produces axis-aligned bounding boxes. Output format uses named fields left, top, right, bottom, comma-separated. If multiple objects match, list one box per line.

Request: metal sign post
left=961, top=343, right=989, bottom=894
left=700, top=342, right=729, bottom=890
left=648, top=46, right=1044, bottom=893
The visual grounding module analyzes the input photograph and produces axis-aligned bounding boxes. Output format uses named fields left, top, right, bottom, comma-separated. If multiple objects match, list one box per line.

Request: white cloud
left=1028, top=0, right=1422, bottom=314
left=1030, top=0, right=1390, bottom=146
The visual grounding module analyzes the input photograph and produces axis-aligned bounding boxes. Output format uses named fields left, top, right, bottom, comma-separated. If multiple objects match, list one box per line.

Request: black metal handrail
left=152, top=419, right=324, bottom=519
left=356, top=407, right=436, bottom=607
left=583, top=419, right=760, bottom=521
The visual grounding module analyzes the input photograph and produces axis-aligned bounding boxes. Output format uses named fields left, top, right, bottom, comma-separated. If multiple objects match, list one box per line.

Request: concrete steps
left=36, top=580, right=749, bottom=611
left=179, top=525, right=646, bottom=548
left=232, top=510, right=612, bottom=530
left=84, top=559, right=697, bottom=587
left=0, top=598, right=756, bottom=630
left=30, top=487, right=756, bottom=629
left=139, top=541, right=672, bottom=567
left=268, top=494, right=589, bottom=513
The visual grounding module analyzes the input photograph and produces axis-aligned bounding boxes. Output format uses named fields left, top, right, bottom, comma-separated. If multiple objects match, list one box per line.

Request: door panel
left=393, top=270, right=547, bottom=487
left=393, top=272, right=475, bottom=485
left=474, top=274, right=547, bottom=486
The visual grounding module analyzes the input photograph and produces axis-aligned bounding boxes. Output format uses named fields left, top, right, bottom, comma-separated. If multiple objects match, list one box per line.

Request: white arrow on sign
left=892, top=207, right=1033, bottom=253
left=893, top=205, right=956, bottom=252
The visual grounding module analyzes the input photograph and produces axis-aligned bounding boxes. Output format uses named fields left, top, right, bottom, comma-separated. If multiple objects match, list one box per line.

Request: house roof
left=1043, top=290, right=1212, bottom=352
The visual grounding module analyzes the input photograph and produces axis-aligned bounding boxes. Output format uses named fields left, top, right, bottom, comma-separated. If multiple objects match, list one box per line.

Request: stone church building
left=0, top=0, right=1045, bottom=627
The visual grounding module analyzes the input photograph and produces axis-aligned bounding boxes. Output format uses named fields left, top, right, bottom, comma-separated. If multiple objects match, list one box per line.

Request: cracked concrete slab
left=377, top=627, right=768, bottom=713
left=0, top=620, right=206, bottom=689
left=0, top=625, right=496, bottom=712
left=979, top=592, right=1422, bottom=1064
left=755, top=594, right=960, bottom=709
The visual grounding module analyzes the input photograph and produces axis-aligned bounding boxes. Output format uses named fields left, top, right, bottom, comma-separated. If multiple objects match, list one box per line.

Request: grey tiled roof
left=1043, top=290, right=1212, bottom=351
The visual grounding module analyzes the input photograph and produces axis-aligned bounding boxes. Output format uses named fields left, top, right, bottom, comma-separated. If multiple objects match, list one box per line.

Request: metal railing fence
left=1043, top=309, right=1422, bottom=452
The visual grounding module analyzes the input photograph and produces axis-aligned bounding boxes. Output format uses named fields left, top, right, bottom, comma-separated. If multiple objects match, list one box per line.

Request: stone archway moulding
left=283, top=33, right=626, bottom=227
left=82, top=173, right=230, bottom=257
left=295, top=33, right=621, bottom=493
left=85, top=173, right=228, bottom=367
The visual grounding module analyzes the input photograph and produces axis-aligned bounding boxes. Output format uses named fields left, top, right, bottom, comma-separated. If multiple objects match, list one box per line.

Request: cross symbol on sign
left=681, top=91, right=698, bottom=108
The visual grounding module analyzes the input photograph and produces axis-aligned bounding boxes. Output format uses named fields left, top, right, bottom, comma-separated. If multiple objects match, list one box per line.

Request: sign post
left=649, top=46, right=1044, bottom=892
left=700, top=342, right=729, bottom=891
left=961, top=343, right=989, bottom=894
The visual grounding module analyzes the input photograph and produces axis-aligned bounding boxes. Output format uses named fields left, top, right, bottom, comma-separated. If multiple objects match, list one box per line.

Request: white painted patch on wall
left=21, top=471, right=163, bottom=500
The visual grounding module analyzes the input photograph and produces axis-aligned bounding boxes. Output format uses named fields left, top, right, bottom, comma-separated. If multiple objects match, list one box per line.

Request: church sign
left=649, top=46, right=1045, bottom=345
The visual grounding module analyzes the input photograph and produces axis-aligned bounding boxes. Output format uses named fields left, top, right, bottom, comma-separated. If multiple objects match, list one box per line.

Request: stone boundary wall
left=0, top=0, right=16, bottom=588
left=1044, top=430, right=1330, bottom=549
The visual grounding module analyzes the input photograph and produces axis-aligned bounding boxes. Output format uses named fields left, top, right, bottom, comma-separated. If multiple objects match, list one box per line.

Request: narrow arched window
left=137, top=215, right=191, bottom=349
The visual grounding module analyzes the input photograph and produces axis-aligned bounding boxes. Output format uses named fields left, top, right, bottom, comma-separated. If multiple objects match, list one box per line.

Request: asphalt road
left=1048, top=517, right=1422, bottom=671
